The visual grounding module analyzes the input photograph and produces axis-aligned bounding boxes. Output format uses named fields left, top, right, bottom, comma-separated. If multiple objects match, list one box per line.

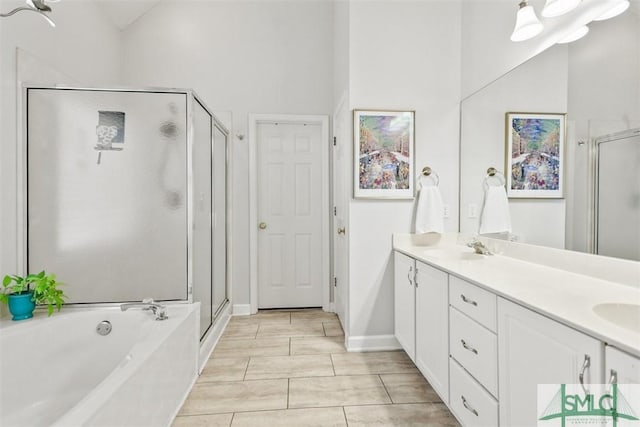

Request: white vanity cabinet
left=415, top=261, right=450, bottom=402
left=605, top=345, right=640, bottom=385
left=393, top=237, right=640, bottom=427
left=394, top=251, right=416, bottom=361
left=393, top=252, right=450, bottom=401
left=498, top=297, right=604, bottom=427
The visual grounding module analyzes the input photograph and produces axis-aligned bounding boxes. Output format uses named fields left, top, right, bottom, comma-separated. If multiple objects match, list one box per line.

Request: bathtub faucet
left=120, top=299, right=168, bottom=321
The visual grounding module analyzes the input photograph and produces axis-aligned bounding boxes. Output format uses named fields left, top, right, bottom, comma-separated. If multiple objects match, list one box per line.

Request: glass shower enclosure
left=23, top=87, right=228, bottom=339
left=594, top=128, right=640, bottom=261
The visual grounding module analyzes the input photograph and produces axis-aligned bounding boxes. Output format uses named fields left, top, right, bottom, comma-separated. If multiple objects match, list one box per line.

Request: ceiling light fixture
left=557, top=25, right=590, bottom=43
left=542, top=0, right=582, bottom=17
left=0, top=0, right=56, bottom=27
left=593, top=0, right=630, bottom=20
left=511, top=0, right=544, bottom=42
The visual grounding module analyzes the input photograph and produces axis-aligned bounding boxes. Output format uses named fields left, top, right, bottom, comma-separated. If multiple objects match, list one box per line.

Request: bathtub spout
left=120, top=301, right=168, bottom=321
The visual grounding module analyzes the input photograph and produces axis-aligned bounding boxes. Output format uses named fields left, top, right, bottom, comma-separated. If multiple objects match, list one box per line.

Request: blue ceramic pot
left=7, top=291, right=36, bottom=321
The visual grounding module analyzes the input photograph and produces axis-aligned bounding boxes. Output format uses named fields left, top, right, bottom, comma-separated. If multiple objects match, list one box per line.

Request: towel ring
left=419, top=166, right=439, bottom=186
left=483, top=167, right=505, bottom=190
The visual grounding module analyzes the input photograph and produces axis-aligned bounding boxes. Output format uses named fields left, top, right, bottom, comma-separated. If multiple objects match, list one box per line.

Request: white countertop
left=393, top=234, right=640, bottom=357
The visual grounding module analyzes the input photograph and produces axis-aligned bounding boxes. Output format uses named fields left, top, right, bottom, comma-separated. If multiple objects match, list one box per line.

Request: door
left=498, top=297, right=603, bottom=427
left=257, top=122, right=323, bottom=308
left=192, top=98, right=213, bottom=338
left=394, top=252, right=416, bottom=360
left=212, top=122, right=228, bottom=317
left=415, top=261, right=449, bottom=402
left=27, top=88, right=188, bottom=304
left=333, top=99, right=349, bottom=325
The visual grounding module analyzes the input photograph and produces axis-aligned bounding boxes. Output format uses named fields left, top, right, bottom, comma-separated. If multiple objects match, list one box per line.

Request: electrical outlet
left=468, top=204, right=478, bottom=218
left=443, top=204, right=450, bottom=218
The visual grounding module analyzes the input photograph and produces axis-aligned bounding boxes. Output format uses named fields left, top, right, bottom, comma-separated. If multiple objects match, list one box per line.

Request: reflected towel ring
left=419, top=166, right=439, bottom=186
left=483, top=167, right=505, bottom=190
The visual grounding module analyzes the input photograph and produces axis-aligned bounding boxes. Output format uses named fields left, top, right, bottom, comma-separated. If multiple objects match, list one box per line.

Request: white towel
left=479, top=186, right=512, bottom=235
left=415, top=180, right=444, bottom=234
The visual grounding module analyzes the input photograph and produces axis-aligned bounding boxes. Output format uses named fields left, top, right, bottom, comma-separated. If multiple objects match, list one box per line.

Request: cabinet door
left=498, top=298, right=603, bottom=427
left=606, top=345, right=640, bottom=385
left=394, top=252, right=415, bottom=361
left=415, top=260, right=449, bottom=402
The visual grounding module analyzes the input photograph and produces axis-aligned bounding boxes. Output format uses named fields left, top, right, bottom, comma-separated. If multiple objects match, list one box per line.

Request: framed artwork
left=354, top=110, right=415, bottom=199
left=505, top=112, right=565, bottom=198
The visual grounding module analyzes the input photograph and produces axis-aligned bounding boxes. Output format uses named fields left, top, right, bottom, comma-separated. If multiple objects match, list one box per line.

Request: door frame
left=248, top=114, right=331, bottom=314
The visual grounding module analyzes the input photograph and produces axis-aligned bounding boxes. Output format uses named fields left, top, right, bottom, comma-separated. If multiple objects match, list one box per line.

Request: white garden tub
left=0, top=303, right=199, bottom=427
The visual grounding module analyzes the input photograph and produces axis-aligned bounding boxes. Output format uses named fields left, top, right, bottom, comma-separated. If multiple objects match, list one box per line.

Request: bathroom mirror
left=459, top=5, right=640, bottom=260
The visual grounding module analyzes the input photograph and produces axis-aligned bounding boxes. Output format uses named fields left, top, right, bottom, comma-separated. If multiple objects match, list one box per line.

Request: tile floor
left=173, top=309, right=460, bottom=426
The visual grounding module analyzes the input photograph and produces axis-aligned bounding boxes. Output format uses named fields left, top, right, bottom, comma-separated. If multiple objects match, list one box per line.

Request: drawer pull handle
left=407, top=266, right=413, bottom=286
left=579, top=354, right=591, bottom=395
left=462, top=395, right=479, bottom=416
left=461, top=339, right=478, bottom=355
left=460, top=294, right=478, bottom=306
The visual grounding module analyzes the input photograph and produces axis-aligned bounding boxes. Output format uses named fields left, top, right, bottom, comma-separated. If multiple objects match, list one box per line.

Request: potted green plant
left=1, top=271, right=66, bottom=320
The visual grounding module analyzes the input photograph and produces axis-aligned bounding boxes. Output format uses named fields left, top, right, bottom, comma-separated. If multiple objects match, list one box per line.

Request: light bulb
left=542, top=0, right=582, bottom=17
left=511, top=1, right=544, bottom=42
left=593, top=0, right=630, bottom=21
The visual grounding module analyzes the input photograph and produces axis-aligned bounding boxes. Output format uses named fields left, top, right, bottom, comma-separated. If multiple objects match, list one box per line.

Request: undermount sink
left=593, top=303, right=640, bottom=333
left=422, top=248, right=484, bottom=261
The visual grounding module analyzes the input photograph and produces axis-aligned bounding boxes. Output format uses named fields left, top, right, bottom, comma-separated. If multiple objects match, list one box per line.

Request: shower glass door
left=192, top=97, right=213, bottom=337
left=213, top=122, right=228, bottom=317
left=27, top=88, right=189, bottom=303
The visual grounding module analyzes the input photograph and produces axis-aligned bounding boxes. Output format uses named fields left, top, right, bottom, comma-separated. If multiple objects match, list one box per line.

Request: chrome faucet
left=120, top=299, right=168, bottom=320
left=467, top=238, right=492, bottom=255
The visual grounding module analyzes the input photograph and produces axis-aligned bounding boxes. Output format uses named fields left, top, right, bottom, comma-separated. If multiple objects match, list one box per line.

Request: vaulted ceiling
left=93, top=0, right=163, bottom=30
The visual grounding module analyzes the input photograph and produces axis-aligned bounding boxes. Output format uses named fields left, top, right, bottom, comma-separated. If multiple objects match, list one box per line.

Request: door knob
left=259, top=222, right=267, bottom=230
left=337, top=227, right=346, bottom=235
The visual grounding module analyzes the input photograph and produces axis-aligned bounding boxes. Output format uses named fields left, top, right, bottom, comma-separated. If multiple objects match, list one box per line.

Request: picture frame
left=354, top=110, right=415, bottom=199
left=505, top=112, right=566, bottom=198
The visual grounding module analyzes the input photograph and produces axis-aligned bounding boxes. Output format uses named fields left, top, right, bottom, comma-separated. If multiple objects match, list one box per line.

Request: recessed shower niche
left=23, top=87, right=228, bottom=338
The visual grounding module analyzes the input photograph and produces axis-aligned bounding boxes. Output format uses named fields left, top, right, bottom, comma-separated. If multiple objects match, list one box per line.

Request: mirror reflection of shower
left=158, top=102, right=183, bottom=210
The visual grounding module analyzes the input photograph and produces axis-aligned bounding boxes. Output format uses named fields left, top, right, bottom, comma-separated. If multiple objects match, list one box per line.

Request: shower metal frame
left=18, top=85, right=230, bottom=318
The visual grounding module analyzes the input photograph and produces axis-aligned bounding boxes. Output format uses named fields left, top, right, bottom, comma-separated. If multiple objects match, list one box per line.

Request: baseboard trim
left=346, top=334, right=401, bottom=352
left=232, top=304, right=251, bottom=316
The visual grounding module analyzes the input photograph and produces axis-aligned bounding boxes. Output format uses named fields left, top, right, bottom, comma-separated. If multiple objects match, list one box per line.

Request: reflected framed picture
left=505, top=112, right=565, bottom=198
left=354, top=110, right=415, bottom=199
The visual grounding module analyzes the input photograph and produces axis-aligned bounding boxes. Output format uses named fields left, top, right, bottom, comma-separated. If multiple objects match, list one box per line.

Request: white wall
left=333, top=0, right=350, bottom=109
left=346, top=0, right=462, bottom=341
left=460, top=46, right=568, bottom=248
left=120, top=0, right=334, bottom=307
left=0, top=1, right=121, bottom=279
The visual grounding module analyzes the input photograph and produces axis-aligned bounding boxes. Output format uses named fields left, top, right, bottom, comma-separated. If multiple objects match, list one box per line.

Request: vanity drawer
left=450, top=358, right=499, bottom=427
left=450, top=306, right=498, bottom=397
left=450, top=275, right=497, bottom=332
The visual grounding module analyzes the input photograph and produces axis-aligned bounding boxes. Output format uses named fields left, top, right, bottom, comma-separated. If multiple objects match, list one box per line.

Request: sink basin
left=593, top=303, right=640, bottom=332
left=422, top=248, right=484, bottom=261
